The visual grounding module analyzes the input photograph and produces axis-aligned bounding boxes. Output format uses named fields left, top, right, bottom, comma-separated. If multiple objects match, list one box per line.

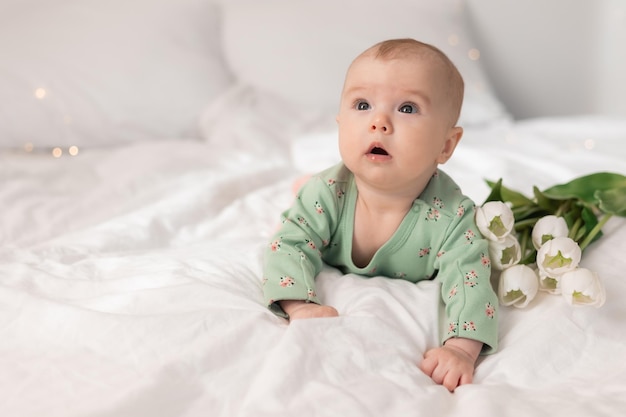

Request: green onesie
left=263, top=163, right=498, bottom=353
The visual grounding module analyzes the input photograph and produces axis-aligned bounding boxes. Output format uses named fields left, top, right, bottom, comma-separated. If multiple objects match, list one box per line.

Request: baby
left=263, top=38, right=498, bottom=391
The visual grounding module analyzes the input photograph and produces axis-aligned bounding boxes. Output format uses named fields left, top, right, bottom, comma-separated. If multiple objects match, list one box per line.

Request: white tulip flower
left=488, top=234, right=522, bottom=271
left=532, top=215, right=569, bottom=250
left=498, top=264, right=539, bottom=308
left=536, top=236, right=581, bottom=278
left=560, top=268, right=606, bottom=308
left=475, top=201, right=515, bottom=242
left=538, top=270, right=562, bottom=294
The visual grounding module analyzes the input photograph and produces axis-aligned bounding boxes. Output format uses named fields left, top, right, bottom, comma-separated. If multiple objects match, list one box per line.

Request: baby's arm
left=420, top=337, right=482, bottom=392
left=264, top=173, right=338, bottom=319
left=279, top=300, right=338, bottom=320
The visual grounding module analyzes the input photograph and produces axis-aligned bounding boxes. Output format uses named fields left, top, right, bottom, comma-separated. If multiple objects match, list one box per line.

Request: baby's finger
left=430, top=365, right=448, bottom=386
left=419, top=354, right=437, bottom=377
left=443, top=369, right=464, bottom=392
left=459, top=371, right=473, bottom=386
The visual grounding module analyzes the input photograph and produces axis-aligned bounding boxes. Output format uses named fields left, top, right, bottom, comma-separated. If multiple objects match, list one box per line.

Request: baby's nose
left=370, top=124, right=388, bottom=132
left=370, top=115, right=392, bottom=133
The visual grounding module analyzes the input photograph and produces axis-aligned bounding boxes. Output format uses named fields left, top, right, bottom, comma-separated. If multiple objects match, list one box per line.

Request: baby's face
left=336, top=54, right=460, bottom=193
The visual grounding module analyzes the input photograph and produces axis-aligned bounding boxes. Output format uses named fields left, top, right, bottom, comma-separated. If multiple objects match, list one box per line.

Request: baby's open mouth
left=370, top=147, right=388, bottom=155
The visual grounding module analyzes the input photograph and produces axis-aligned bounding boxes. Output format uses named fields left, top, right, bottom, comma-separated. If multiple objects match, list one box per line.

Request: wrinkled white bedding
left=1, top=116, right=626, bottom=417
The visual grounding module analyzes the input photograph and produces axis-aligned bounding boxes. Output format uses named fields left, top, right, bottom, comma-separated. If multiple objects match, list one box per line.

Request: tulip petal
left=536, top=237, right=581, bottom=277
left=538, top=272, right=561, bottom=294
left=476, top=201, right=515, bottom=242
left=532, top=215, right=569, bottom=250
left=499, top=264, right=539, bottom=308
left=560, top=268, right=606, bottom=308
left=488, top=234, right=521, bottom=271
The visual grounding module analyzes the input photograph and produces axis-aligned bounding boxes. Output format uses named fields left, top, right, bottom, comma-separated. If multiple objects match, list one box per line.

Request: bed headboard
left=466, top=0, right=626, bottom=119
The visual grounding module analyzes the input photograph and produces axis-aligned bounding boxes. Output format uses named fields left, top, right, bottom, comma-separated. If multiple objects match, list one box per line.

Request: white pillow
left=220, top=0, right=510, bottom=127
left=0, top=0, right=233, bottom=149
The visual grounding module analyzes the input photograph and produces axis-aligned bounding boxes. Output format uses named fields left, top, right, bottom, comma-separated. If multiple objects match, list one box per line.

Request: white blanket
left=1, top=116, right=626, bottom=416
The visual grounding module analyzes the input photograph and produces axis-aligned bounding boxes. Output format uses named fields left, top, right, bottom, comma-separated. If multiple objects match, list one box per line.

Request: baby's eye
left=399, top=103, right=418, bottom=114
left=355, top=101, right=370, bottom=111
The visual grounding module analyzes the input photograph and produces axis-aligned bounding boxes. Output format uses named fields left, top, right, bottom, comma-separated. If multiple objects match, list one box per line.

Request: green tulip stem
left=569, top=217, right=582, bottom=241
left=555, top=200, right=571, bottom=217
left=579, top=214, right=613, bottom=251
left=514, top=218, right=539, bottom=231
left=520, top=229, right=528, bottom=258
left=519, top=228, right=530, bottom=259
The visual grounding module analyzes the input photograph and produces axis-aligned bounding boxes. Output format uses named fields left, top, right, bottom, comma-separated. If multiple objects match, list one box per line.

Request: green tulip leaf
left=581, top=206, right=599, bottom=229
left=484, top=179, right=535, bottom=207
left=595, top=186, right=626, bottom=216
left=512, top=206, right=546, bottom=222
left=577, top=206, right=602, bottom=245
left=541, top=172, right=626, bottom=206
left=533, top=186, right=561, bottom=212
left=483, top=179, right=503, bottom=203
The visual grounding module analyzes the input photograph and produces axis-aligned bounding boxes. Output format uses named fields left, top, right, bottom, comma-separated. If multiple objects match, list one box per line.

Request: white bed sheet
left=1, top=116, right=626, bottom=417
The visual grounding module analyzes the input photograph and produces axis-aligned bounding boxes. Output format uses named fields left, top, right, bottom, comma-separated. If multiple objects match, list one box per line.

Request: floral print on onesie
left=263, top=163, right=498, bottom=354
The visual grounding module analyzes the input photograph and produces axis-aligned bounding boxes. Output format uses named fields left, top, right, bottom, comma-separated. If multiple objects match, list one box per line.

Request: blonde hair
left=360, top=38, right=464, bottom=126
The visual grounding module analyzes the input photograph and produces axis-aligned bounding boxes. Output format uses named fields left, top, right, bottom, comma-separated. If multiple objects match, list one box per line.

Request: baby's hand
left=419, top=338, right=482, bottom=392
left=279, top=300, right=339, bottom=320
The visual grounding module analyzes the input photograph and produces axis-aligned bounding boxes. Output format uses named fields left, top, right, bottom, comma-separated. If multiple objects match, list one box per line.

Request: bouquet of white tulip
left=476, top=172, right=626, bottom=309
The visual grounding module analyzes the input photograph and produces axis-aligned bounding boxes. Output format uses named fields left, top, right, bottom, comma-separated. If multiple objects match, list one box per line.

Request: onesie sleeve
left=434, top=198, right=498, bottom=354
left=262, top=175, right=340, bottom=318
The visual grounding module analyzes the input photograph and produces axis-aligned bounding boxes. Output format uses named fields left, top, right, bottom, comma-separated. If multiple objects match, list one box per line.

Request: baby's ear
left=437, top=127, right=463, bottom=164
